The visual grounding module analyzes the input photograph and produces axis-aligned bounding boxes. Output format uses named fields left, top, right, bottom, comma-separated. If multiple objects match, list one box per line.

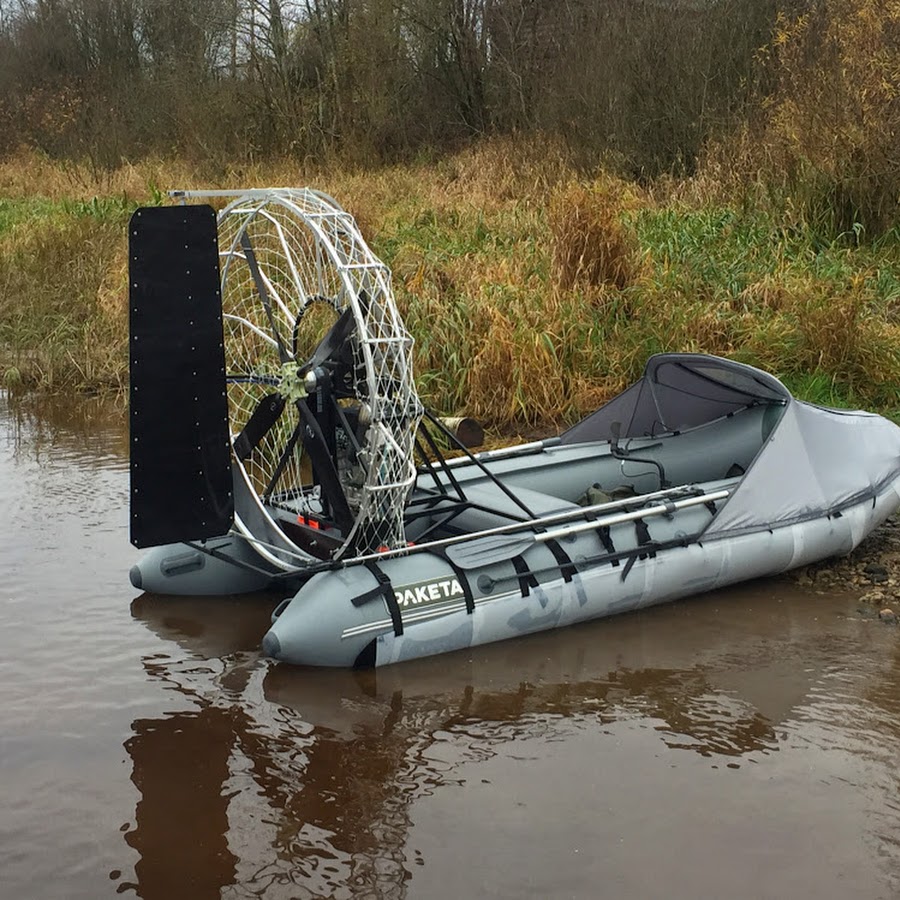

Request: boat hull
left=262, top=473, right=900, bottom=668
left=129, top=534, right=277, bottom=595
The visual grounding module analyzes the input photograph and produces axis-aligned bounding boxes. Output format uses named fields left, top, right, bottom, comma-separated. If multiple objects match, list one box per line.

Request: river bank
left=2, top=147, right=900, bottom=425
left=792, top=512, right=900, bottom=617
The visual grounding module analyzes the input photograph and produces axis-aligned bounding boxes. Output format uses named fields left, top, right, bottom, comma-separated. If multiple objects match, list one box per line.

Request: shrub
left=549, top=179, right=640, bottom=291
left=755, top=0, right=900, bottom=239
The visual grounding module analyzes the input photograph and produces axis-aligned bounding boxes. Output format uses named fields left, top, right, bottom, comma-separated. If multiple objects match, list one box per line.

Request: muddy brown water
left=2, top=391, right=900, bottom=900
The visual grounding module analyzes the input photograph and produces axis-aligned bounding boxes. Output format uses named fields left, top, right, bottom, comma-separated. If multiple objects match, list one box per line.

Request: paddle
left=444, top=489, right=730, bottom=570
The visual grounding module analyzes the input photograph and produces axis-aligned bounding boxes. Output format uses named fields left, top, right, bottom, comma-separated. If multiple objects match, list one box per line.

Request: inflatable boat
left=127, top=189, right=900, bottom=668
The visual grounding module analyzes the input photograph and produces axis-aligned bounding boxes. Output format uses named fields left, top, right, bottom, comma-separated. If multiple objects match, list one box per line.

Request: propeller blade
left=295, top=399, right=355, bottom=533
left=232, top=393, right=286, bottom=461
left=301, top=306, right=357, bottom=374
left=240, top=232, right=291, bottom=364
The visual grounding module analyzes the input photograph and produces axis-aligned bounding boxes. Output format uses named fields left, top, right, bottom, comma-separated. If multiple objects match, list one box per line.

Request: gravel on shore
left=788, top=513, right=900, bottom=615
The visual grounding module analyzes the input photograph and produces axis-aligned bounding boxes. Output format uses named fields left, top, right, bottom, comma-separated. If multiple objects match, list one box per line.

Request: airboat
left=128, top=189, right=900, bottom=668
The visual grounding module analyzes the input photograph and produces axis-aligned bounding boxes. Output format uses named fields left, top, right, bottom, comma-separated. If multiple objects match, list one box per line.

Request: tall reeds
left=1, top=138, right=898, bottom=424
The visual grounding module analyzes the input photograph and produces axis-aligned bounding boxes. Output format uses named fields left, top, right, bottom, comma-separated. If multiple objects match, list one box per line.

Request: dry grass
left=663, top=0, right=900, bottom=242
left=549, top=179, right=642, bottom=291
left=0, top=208, right=127, bottom=389
left=2, top=137, right=898, bottom=424
left=0, top=148, right=197, bottom=202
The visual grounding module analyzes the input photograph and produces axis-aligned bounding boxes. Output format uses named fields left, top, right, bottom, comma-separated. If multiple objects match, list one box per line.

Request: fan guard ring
left=216, top=189, right=422, bottom=564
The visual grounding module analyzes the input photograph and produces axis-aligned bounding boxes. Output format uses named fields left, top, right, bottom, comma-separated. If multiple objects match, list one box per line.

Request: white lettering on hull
left=395, top=577, right=464, bottom=609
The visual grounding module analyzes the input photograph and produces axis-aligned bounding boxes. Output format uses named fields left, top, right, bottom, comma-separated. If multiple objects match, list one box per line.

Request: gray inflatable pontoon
left=127, top=190, right=900, bottom=668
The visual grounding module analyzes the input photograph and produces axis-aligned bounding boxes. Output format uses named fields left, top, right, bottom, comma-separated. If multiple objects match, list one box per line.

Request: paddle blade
left=444, top=532, right=534, bottom=570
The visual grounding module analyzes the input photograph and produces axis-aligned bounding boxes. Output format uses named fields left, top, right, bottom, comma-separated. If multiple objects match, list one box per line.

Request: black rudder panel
left=129, top=205, right=233, bottom=548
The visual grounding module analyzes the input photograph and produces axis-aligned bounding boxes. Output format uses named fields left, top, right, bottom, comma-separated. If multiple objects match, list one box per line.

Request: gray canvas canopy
left=705, top=398, right=900, bottom=538
left=561, top=353, right=789, bottom=443
left=562, top=353, right=900, bottom=540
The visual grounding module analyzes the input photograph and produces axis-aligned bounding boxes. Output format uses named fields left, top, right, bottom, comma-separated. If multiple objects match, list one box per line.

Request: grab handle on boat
left=272, top=597, right=293, bottom=622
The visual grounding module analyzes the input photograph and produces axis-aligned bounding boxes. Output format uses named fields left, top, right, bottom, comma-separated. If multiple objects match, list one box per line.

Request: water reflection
left=124, top=706, right=239, bottom=898
left=125, top=587, right=849, bottom=899
left=2, top=389, right=128, bottom=465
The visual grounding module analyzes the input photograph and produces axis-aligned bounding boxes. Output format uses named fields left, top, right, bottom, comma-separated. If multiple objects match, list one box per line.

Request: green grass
left=612, top=204, right=900, bottom=417
left=0, top=196, right=135, bottom=391
left=1, top=150, right=897, bottom=425
left=0, top=195, right=134, bottom=235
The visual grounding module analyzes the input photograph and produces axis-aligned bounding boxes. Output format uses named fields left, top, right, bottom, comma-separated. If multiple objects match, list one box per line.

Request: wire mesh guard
left=217, top=189, right=423, bottom=559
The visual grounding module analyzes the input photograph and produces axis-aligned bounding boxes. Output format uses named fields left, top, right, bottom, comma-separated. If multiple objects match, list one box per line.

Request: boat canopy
left=704, top=398, right=900, bottom=538
left=562, top=353, right=900, bottom=540
left=561, top=353, right=789, bottom=444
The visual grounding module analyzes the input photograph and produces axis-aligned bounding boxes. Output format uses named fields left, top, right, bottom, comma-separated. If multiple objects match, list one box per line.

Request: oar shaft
left=342, top=486, right=729, bottom=568
left=535, top=490, right=730, bottom=544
